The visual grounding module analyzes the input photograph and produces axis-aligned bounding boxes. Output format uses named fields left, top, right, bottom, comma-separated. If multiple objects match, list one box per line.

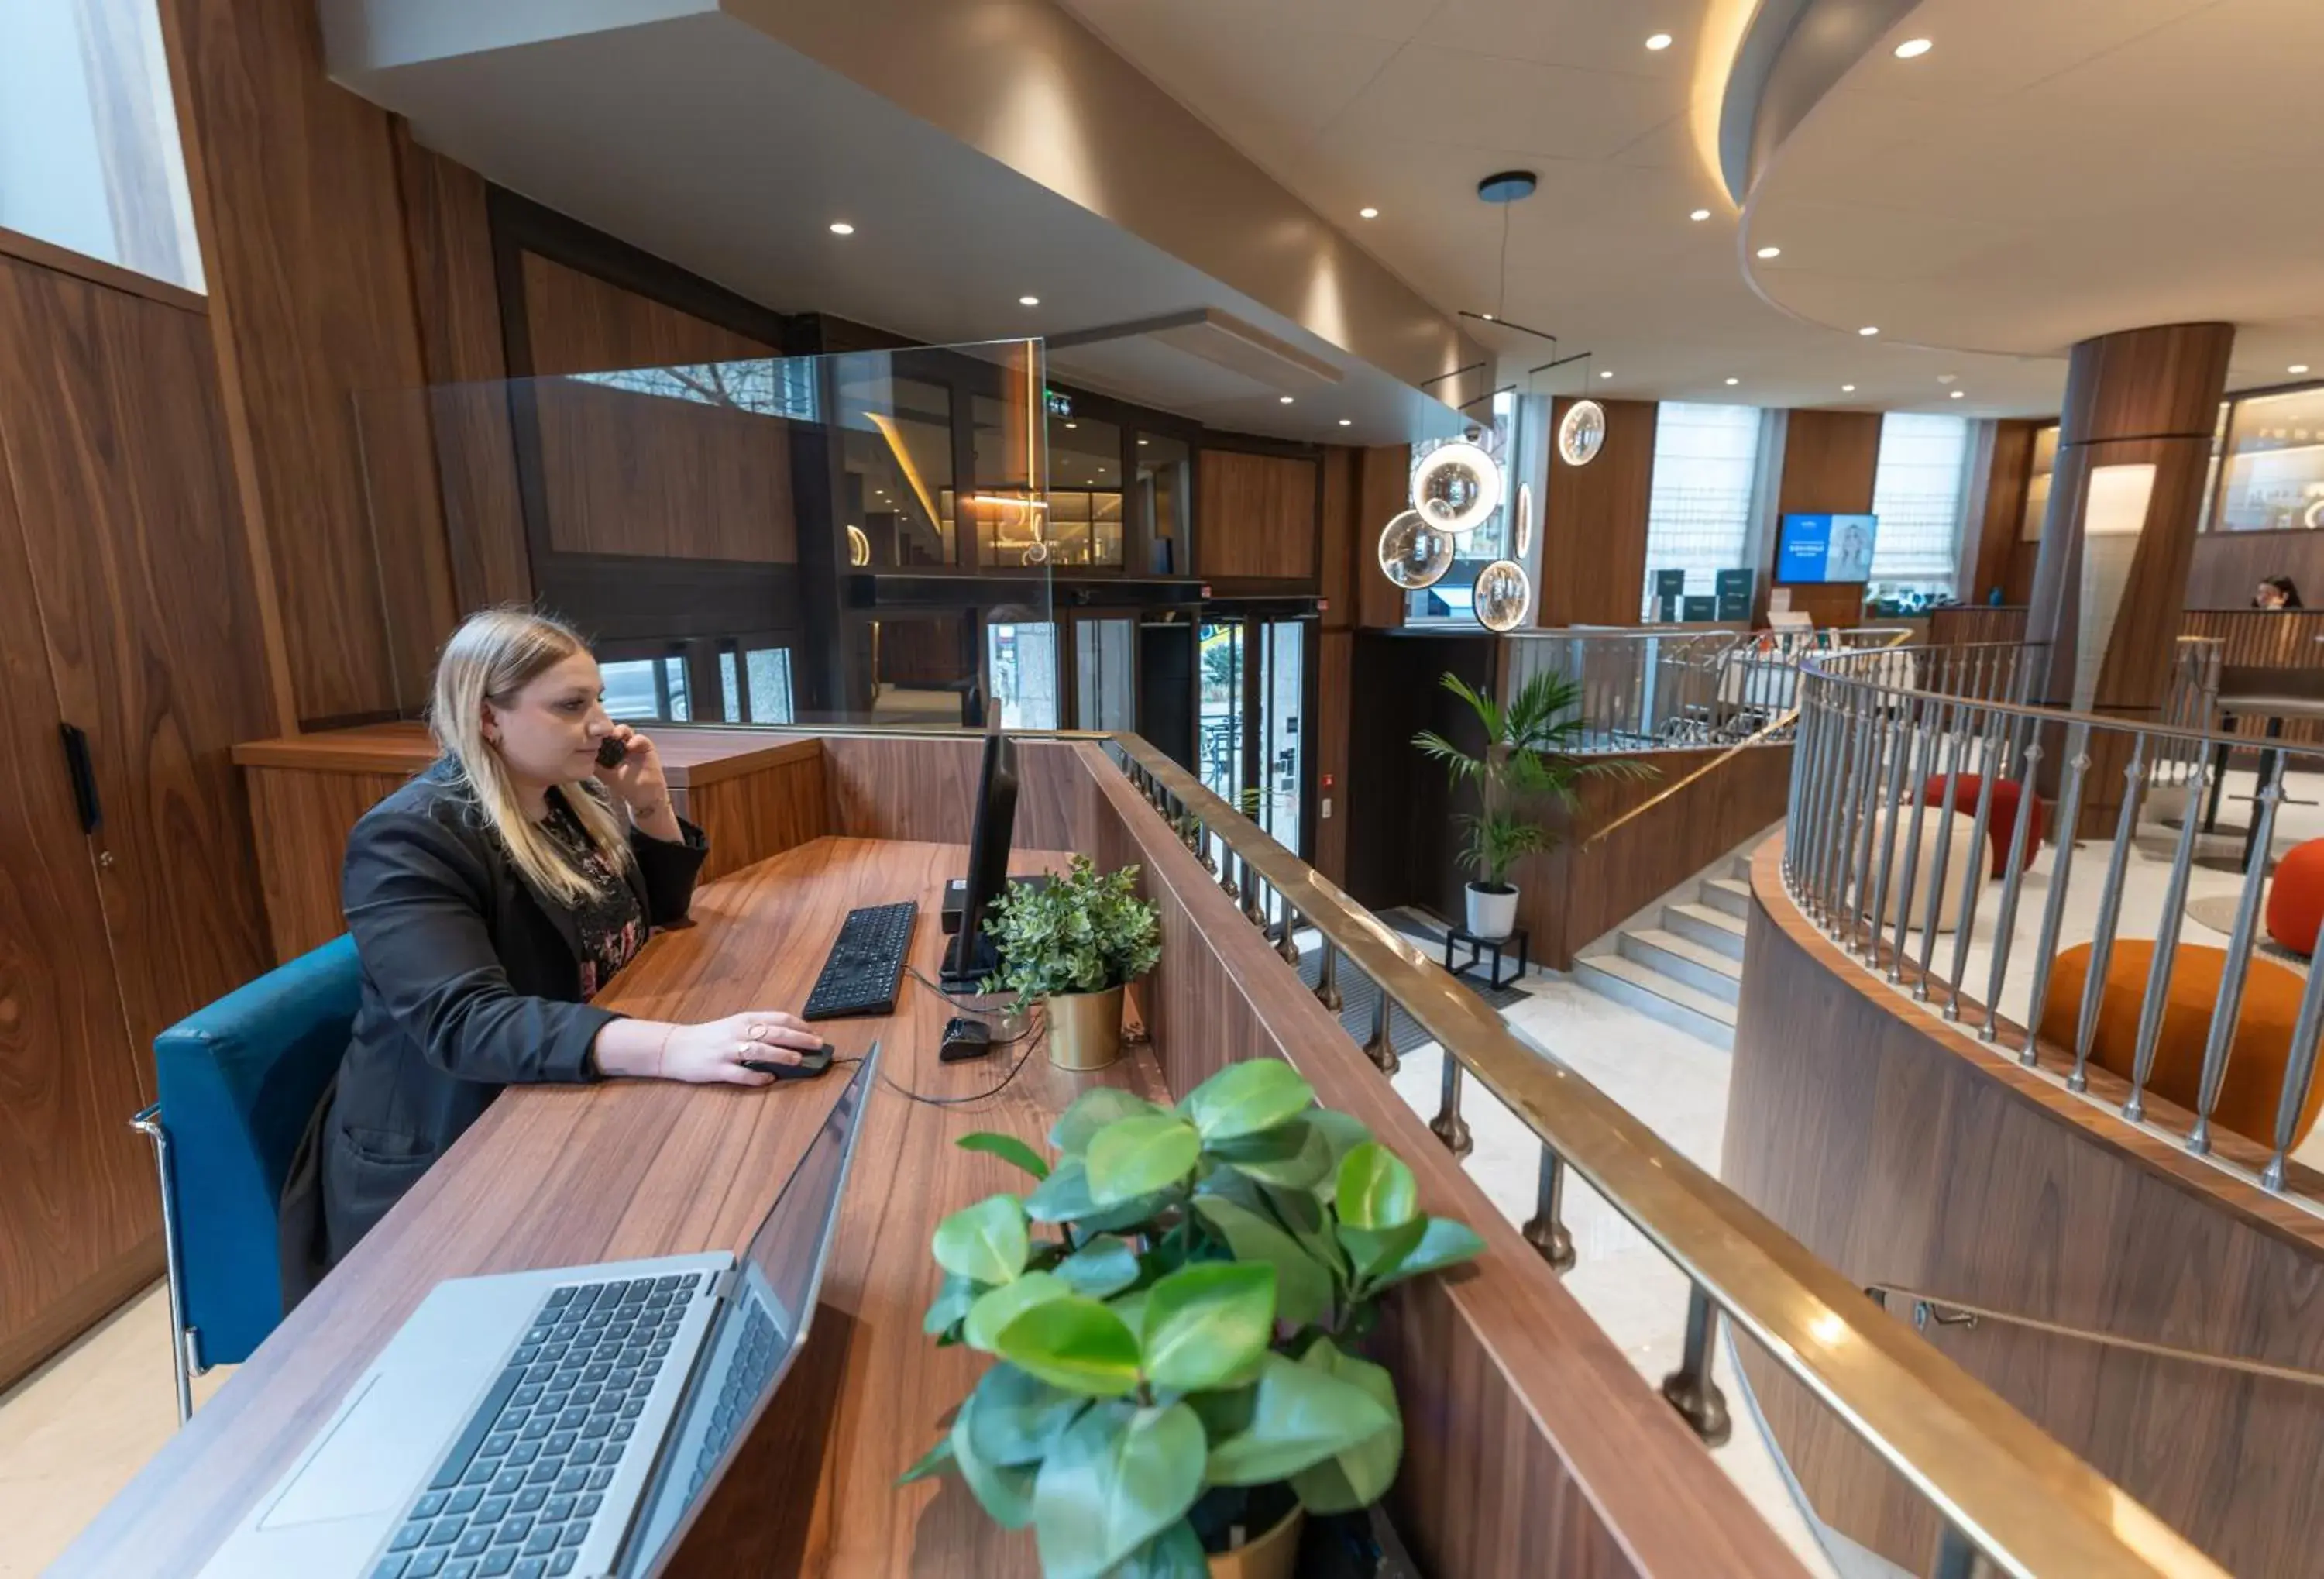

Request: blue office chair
left=131, top=934, right=359, bottom=1422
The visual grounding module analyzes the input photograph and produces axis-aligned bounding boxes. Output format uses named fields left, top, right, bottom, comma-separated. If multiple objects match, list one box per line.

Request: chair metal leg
left=130, top=1103, right=194, bottom=1426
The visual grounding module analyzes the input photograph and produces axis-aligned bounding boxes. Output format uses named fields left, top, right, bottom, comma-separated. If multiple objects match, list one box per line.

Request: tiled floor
left=0, top=1284, right=230, bottom=1576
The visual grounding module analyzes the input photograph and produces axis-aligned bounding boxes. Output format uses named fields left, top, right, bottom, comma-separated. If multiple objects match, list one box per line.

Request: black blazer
left=312, top=760, right=707, bottom=1267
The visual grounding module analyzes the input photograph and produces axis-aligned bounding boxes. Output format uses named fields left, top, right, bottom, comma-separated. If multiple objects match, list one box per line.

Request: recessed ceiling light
left=1482, top=313, right=1496, bottom=322
left=1359, top=206, right=1380, bottom=219
left=2292, top=364, right=2311, bottom=375
left=1064, top=421, right=1078, bottom=429
left=1725, top=377, right=1740, bottom=386
left=1599, top=370, right=1614, bottom=380
left=1279, top=395, right=1295, bottom=404
left=1137, top=438, right=1150, bottom=445
left=1645, top=32, right=1673, bottom=50
left=1690, top=208, right=1711, bottom=222
left=1019, top=294, right=1040, bottom=306
left=1339, top=418, right=1353, bottom=427
left=1755, top=246, right=1782, bottom=259
left=828, top=222, right=855, bottom=235
left=1949, top=390, right=1965, bottom=399
left=1894, top=37, right=1934, bottom=59
left=1858, top=325, right=1879, bottom=337
left=1842, top=384, right=1857, bottom=393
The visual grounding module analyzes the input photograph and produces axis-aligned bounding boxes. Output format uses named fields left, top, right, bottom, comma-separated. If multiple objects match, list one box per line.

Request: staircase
left=1573, top=856, right=1750, bottom=1049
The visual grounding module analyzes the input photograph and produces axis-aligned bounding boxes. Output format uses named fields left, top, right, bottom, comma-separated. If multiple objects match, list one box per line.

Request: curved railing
left=1101, top=731, right=2216, bottom=1578
left=1786, top=640, right=2324, bottom=1196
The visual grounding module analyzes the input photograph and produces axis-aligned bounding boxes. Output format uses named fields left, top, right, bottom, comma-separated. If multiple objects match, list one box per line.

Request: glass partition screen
left=356, top=339, right=1051, bottom=731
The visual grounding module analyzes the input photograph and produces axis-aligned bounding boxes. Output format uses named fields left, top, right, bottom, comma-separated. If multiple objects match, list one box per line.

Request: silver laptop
left=200, top=1046, right=880, bottom=1579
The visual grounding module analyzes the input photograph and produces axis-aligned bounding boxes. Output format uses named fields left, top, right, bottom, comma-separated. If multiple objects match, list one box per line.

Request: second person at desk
left=304, top=609, right=823, bottom=1272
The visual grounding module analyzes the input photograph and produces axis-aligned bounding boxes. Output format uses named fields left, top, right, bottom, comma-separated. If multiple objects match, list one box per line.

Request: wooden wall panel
left=518, top=251, right=777, bottom=377
left=1519, top=743, right=1793, bottom=969
left=243, top=768, right=414, bottom=962
left=532, top=380, right=798, bottom=564
left=0, top=344, right=161, bottom=1395
left=1356, top=444, right=1411, bottom=628
left=392, top=123, right=530, bottom=614
left=819, top=734, right=1088, bottom=854
left=1541, top=397, right=1656, bottom=627
left=164, top=0, right=455, bottom=724
left=1962, top=418, right=2038, bottom=605
left=2185, top=528, right=2324, bottom=611
left=1928, top=606, right=2031, bottom=647
left=1728, top=841, right=2324, bottom=1577
left=0, top=259, right=277, bottom=1054
left=1767, top=409, right=1881, bottom=629
left=1195, top=449, right=1320, bottom=582
left=688, top=757, right=831, bottom=883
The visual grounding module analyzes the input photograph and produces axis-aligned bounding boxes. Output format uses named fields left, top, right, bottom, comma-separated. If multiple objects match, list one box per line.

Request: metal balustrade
left=1787, top=641, right=2324, bottom=1196
left=1102, top=730, right=2217, bottom=1578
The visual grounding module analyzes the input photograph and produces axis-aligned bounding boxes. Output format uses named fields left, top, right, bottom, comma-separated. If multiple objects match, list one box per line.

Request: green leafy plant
left=903, top=1060, right=1484, bottom=1576
left=1411, top=669, right=1656, bottom=891
left=983, top=855, right=1163, bottom=1000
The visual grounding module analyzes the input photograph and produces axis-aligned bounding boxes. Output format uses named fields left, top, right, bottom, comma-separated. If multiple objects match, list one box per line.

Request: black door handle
left=59, top=722, right=101, bottom=834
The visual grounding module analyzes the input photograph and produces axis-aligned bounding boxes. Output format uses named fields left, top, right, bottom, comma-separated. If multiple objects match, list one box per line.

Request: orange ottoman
left=2265, top=838, right=2324, bottom=957
left=1922, top=772, right=2044, bottom=877
left=2038, top=941, right=2324, bottom=1151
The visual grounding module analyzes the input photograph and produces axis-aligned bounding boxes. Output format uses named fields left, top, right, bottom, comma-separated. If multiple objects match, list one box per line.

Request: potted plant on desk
left=1412, top=669, right=1655, bottom=941
left=982, top=855, right=1162, bottom=1072
left=902, top=1058, right=1483, bottom=1577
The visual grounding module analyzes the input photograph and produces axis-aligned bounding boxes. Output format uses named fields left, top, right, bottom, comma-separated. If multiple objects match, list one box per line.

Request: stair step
left=1663, top=902, right=1747, bottom=961
left=1700, top=876, right=1752, bottom=919
left=1574, top=955, right=1737, bottom=1049
left=1730, top=854, right=1753, bottom=882
left=1618, top=927, right=1742, bottom=1003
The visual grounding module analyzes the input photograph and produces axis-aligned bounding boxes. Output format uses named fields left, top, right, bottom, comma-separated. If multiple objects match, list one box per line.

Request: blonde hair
left=431, top=607, right=631, bottom=905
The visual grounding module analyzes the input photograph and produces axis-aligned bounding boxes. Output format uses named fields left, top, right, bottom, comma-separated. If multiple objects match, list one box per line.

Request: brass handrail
left=1580, top=627, right=1922, bottom=851
left=1866, top=1284, right=2324, bottom=1390
left=1105, top=731, right=2217, bottom=1578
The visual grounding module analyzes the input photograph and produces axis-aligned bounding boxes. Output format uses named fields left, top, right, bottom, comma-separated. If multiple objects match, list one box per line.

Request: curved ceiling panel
left=1738, top=0, right=2324, bottom=391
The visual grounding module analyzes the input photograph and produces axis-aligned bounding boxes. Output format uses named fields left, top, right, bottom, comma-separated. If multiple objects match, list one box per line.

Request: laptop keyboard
left=369, top=1273, right=703, bottom=1579
left=686, top=1299, right=780, bottom=1498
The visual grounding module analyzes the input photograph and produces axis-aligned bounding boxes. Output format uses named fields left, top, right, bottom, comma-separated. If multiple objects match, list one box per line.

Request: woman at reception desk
left=294, top=610, right=823, bottom=1275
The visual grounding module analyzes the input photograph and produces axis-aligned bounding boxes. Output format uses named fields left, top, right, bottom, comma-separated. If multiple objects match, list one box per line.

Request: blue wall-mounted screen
left=1776, top=513, right=1879, bottom=584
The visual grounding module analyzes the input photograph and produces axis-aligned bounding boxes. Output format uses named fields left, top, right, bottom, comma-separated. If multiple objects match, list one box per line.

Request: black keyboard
left=369, top=1274, right=703, bottom=1579
left=802, top=901, right=918, bottom=1020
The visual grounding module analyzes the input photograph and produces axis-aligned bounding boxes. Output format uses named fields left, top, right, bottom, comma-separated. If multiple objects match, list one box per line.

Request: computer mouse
left=743, top=1043, right=835, bottom=1081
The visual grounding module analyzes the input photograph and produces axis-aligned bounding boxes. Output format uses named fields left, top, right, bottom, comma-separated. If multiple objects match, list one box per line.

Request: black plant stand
left=1446, top=925, right=1529, bottom=991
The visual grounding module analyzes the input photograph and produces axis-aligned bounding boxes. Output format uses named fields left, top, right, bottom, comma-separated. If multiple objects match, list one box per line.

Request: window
left=1642, top=403, right=1763, bottom=617
left=744, top=648, right=794, bottom=723
left=986, top=622, right=1057, bottom=730
left=2214, top=387, right=2324, bottom=532
left=0, top=0, right=202, bottom=289
left=1868, top=413, right=1974, bottom=593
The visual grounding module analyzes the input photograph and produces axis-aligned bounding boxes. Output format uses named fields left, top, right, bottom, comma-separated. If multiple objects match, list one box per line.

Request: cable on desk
left=880, top=1021, right=1047, bottom=1109
left=903, top=963, right=1032, bottom=1043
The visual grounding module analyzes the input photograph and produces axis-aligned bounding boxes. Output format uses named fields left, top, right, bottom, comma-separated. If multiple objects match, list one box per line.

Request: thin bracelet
left=632, top=796, right=673, bottom=824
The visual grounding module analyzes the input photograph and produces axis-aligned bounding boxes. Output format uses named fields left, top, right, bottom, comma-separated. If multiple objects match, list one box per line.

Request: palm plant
left=1411, top=670, right=1656, bottom=891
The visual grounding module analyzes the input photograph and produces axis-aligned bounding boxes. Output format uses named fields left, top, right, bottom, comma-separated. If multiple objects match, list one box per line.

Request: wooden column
left=1539, top=397, right=1656, bottom=627
left=2025, top=324, right=2234, bottom=815
left=1765, top=409, right=1881, bottom=628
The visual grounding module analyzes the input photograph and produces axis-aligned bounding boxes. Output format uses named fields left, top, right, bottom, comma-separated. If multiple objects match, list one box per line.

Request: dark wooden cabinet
left=0, top=253, right=278, bottom=1388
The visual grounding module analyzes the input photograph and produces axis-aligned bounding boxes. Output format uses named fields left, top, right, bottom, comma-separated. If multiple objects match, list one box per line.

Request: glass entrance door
left=1071, top=616, right=1136, bottom=734
left=1197, top=621, right=1245, bottom=804
left=1257, top=621, right=1307, bottom=858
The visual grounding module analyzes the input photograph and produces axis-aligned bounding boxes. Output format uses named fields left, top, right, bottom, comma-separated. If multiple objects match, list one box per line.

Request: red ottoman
left=2266, top=838, right=2324, bottom=957
left=1921, top=773, right=2045, bottom=877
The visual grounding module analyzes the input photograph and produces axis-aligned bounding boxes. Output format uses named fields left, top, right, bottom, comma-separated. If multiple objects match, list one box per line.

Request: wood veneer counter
left=55, top=836, right=1160, bottom=1577
left=232, top=723, right=823, bottom=787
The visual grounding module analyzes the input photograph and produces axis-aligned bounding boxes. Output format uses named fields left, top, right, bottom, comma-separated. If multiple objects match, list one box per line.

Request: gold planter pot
left=1207, top=1505, right=1304, bottom=1579
left=1044, top=986, right=1124, bottom=1071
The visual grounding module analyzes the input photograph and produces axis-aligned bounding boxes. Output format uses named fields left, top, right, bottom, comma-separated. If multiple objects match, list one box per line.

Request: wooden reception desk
left=60, top=730, right=1806, bottom=1576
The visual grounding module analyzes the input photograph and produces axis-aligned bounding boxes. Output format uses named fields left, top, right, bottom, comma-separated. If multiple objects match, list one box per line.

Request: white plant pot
left=1466, top=882, right=1519, bottom=940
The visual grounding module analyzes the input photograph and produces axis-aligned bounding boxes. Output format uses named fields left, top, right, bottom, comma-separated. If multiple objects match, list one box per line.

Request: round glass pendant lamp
left=1473, top=559, right=1533, bottom=631
left=1558, top=399, right=1607, bottom=467
left=1377, top=510, right=1454, bottom=590
left=1411, top=441, right=1502, bottom=535
left=1514, top=481, right=1535, bottom=557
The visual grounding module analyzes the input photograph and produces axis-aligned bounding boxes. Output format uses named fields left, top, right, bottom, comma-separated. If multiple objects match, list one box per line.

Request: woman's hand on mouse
left=660, top=1011, right=820, bottom=1085
left=593, top=1010, right=819, bottom=1085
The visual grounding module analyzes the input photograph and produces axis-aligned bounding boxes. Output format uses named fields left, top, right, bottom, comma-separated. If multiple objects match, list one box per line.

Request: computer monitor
left=941, top=729, right=1019, bottom=991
